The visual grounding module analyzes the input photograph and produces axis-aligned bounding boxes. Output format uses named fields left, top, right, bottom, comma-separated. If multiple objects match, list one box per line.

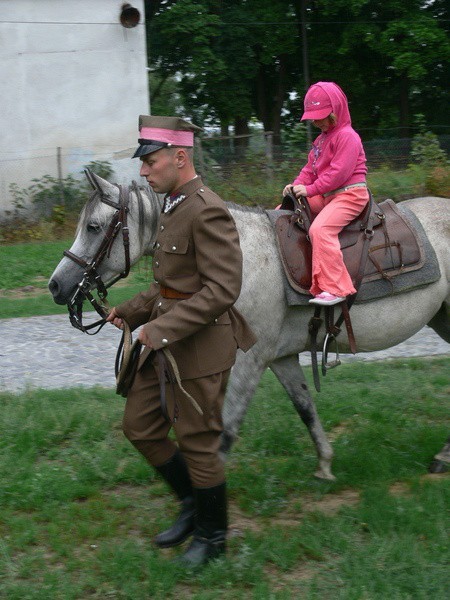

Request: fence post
left=265, top=132, right=274, bottom=182
left=57, top=146, right=65, bottom=206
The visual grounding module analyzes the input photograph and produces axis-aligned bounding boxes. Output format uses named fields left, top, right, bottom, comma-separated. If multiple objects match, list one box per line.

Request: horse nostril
left=48, top=279, right=59, bottom=297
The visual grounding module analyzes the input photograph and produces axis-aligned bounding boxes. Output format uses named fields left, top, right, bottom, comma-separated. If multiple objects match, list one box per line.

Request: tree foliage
left=144, top=0, right=450, bottom=140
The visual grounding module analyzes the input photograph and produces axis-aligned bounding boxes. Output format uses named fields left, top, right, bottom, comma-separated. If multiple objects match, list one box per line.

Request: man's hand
left=106, top=307, right=124, bottom=330
left=138, top=326, right=154, bottom=349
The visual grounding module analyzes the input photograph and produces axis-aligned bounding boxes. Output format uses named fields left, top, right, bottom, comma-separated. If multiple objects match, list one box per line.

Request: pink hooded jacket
left=293, top=82, right=367, bottom=197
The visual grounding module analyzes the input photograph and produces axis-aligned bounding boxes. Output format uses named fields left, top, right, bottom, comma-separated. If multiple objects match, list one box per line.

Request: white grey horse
left=48, top=173, right=450, bottom=480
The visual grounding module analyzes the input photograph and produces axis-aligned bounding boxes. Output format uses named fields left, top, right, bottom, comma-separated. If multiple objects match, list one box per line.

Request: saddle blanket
left=266, top=201, right=441, bottom=307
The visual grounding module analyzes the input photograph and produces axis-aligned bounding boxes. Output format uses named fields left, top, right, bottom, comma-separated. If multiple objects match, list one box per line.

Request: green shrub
left=5, top=161, right=115, bottom=241
left=9, top=160, right=114, bottom=220
left=410, top=114, right=448, bottom=169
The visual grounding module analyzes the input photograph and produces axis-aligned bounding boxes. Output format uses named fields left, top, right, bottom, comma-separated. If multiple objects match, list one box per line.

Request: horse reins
left=63, top=183, right=132, bottom=334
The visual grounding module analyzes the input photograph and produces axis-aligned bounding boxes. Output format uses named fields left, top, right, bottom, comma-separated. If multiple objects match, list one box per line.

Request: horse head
left=48, top=170, right=161, bottom=307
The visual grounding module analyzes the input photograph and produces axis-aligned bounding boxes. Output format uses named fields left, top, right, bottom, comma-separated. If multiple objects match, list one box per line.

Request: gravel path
left=1, top=313, right=449, bottom=393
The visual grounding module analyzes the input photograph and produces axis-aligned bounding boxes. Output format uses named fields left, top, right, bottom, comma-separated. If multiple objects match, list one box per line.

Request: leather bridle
left=63, top=183, right=132, bottom=334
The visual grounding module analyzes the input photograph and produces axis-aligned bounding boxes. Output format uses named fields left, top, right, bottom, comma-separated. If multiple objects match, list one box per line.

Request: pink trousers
left=308, top=187, right=370, bottom=297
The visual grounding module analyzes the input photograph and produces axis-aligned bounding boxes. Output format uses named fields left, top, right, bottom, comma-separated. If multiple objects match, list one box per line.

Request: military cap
left=132, top=115, right=203, bottom=158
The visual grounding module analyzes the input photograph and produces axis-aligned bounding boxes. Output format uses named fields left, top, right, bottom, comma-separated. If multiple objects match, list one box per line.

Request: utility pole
left=300, top=0, right=312, bottom=149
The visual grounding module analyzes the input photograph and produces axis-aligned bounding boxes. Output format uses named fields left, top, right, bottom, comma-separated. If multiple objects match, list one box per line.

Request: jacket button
left=172, top=246, right=177, bottom=251
left=158, top=302, right=162, bottom=307
left=200, top=188, right=204, bottom=192
left=156, top=243, right=160, bottom=249
left=160, top=225, right=164, bottom=231
left=161, top=338, right=168, bottom=345
left=155, top=261, right=159, bottom=267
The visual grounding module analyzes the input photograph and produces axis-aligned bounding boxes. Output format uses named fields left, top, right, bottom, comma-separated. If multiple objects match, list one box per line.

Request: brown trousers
left=122, top=356, right=230, bottom=488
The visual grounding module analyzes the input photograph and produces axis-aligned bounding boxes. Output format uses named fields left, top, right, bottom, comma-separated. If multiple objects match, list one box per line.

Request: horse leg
left=270, top=355, right=335, bottom=481
left=427, top=301, right=450, bottom=343
left=220, top=350, right=266, bottom=457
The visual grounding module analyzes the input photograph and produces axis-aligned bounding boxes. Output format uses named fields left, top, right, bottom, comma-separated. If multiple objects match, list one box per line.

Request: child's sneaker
left=309, top=291, right=346, bottom=306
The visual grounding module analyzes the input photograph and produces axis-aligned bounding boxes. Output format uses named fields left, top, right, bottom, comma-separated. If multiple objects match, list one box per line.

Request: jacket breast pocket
left=161, top=237, right=190, bottom=255
left=160, top=237, right=192, bottom=277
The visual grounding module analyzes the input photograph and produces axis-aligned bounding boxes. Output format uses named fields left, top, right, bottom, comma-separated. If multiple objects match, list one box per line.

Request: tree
left=145, top=0, right=302, bottom=144
left=304, top=0, right=450, bottom=137
left=144, top=1, right=450, bottom=141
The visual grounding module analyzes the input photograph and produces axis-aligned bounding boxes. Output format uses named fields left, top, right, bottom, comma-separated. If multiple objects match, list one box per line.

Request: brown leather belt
left=159, top=286, right=194, bottom=299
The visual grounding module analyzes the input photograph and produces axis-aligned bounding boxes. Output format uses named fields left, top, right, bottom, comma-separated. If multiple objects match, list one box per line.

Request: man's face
left=139, top=148, right=179, bottom=194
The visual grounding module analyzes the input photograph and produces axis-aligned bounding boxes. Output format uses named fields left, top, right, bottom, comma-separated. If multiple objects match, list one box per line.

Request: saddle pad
left=266, top=201, right=441, bottom=306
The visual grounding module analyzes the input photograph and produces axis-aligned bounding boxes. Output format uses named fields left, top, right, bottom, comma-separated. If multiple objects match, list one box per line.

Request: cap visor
left=132, top=143, right=165, bottom=158
left=301, top=107, right=332, bottom=121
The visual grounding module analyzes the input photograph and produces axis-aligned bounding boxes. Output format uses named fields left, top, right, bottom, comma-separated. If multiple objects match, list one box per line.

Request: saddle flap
left=339, top=197, right=385, bottom=249
left=274, top=214, right=312, bottom=292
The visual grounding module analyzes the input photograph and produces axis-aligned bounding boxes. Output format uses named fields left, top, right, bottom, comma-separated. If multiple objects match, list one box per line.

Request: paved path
left=0, top=313, right=449, bottom=393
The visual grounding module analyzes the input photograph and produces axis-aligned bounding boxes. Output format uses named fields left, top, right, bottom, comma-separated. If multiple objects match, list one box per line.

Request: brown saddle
left=275, top=195, right=424, bottom=296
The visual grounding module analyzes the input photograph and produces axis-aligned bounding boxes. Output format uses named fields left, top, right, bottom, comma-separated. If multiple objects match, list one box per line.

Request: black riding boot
left=179, top=482, right=227, bottom=569
left=153, top=450, right=196, bottom=548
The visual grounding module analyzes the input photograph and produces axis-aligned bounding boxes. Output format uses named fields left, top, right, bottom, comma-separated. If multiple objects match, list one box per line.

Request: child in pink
left=282, top=81, right=369, bottom=306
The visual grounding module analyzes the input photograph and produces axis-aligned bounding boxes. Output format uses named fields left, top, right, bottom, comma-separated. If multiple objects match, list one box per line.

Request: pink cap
left=133, top=115, right=202, bottom=158
left=140, top=126, right=194, bottom=146
left=301, top=84, right=332, bottom=121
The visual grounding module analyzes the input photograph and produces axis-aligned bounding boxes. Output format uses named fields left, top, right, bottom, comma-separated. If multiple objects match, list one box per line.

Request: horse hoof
left=428, top=459, right=449, bottom=474
left=314, top=469, right=336, bottom=481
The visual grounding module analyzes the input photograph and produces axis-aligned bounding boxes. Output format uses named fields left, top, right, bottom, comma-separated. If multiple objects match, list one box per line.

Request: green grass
left=0, top=240, right=154, bottom=319
left=1, top=358, right=449, bottom=598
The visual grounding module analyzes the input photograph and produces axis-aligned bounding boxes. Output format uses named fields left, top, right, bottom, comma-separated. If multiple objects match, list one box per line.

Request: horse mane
left=226, top=201, right=265, bottom=214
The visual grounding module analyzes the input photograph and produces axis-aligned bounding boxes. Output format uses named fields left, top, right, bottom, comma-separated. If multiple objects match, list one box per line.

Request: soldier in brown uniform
left=107, top=116, right=255, bottom=567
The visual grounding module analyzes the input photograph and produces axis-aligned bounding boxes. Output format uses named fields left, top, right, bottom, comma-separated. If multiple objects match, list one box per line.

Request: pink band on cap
left=140, top=127, right=194, bottom=146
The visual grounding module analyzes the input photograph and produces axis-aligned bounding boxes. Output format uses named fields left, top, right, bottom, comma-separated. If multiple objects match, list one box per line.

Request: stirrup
left=322, top=332, right=341, bottom=375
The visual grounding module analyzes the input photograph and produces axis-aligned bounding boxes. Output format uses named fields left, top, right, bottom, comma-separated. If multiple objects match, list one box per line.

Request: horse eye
left=87, top=223, right=101, bottom=233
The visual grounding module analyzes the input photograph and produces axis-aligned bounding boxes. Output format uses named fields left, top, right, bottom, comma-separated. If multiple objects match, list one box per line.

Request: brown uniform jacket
left=115, top=176, right=256, bottom=380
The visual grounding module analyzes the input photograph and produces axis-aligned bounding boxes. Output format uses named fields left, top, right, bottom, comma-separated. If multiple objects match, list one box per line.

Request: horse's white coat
left=49, top=175, right=450, bottom=479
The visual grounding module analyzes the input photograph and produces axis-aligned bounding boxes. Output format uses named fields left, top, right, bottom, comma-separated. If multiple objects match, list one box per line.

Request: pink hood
left=303, top=81, right=352, bottom=128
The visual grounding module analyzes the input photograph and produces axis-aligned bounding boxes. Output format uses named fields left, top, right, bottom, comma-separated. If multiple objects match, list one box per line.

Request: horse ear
left=84, top=169, right=117, bottom=198
left=84, top=168, right=100, bottom=191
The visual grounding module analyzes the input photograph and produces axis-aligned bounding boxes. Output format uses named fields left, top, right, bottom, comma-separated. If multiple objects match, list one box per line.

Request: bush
left=410, top=114, right=448, bottom=169
left=9, top=160, right=114, bottom=218
left=4, top=161, right=115, bottom=242
left=426, top=165, right=450, bottom=198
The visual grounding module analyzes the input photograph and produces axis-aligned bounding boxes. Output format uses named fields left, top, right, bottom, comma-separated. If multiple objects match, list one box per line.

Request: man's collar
left=163, top=176, right=204, bottom=214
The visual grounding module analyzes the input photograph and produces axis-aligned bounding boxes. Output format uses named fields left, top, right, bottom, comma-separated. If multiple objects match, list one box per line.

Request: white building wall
left=0, top=0, right=149, bottom=217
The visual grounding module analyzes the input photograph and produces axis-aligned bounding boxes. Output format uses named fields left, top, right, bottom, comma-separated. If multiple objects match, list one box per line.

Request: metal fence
left=197, top=132, right=450, bottom=172
left=1, top=134, right=449, bottom=217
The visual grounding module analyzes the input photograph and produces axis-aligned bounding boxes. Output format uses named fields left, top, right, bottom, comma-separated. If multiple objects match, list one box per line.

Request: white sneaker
left=309, top=291, right=346, bottom=306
